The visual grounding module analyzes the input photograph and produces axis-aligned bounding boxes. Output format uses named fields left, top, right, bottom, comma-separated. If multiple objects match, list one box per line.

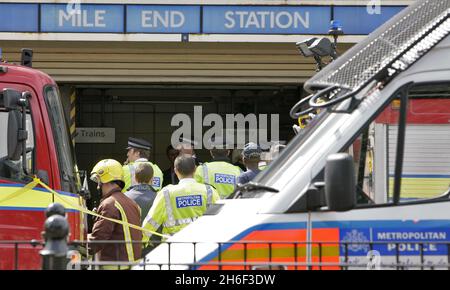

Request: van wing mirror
left=2, top=88, right=22, bottom=110
left=325, top=153, right=356, bottom=212
left=3, top=89, right=29, bottom=167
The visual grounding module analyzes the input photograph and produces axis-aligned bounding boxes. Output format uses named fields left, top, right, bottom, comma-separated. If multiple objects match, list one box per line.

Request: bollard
left=40, top=203, right=70, bottom=270
left=45, top=203, right=66, bottom=218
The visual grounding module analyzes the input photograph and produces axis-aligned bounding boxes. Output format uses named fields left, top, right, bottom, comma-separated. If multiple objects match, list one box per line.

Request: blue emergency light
left=329, top=20, right=344, bottom=35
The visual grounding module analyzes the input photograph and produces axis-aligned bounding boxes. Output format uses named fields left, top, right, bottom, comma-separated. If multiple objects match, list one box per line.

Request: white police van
left=137, top=0, right=450, bottom=270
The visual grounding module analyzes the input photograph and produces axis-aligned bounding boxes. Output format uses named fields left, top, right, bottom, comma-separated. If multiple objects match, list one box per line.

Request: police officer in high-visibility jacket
left=142, top=155, right=220, bottom=242
left=122, top=137, right=164, bottom=192
left=194, top=139, right=242, bottom=199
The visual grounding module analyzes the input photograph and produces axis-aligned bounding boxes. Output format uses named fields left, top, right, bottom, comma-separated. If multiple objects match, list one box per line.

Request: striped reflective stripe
left=69, top=88, right=76, bottom=147
left=202, top=164, right=209, bottom=183
left=202, top=164, right=215, bottom=200
left=163, top=217, right=198, bottom=228
left=128, top=164, right=136, bottom=187
left=162, top=188, right=203, bottom=229
left=162, top=189, right=176, bottom=227
left=205, top=184, right=213, bottom=207
left=114, top=201, right=135, bottom=262
left=146, top=217, right=160, bottom=230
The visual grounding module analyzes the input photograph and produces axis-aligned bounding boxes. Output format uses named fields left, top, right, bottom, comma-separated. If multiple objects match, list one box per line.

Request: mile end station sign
left=0, top=3, right=405, bottom=36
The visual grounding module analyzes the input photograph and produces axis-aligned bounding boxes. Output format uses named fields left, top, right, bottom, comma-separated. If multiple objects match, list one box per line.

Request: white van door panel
left=141, top=200, right=311, bottom=270
left=310, top=201, right=450, bottom=269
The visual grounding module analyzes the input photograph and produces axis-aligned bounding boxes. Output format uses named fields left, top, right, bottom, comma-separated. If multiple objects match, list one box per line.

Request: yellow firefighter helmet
left=90, top=159, right=124, bottom=188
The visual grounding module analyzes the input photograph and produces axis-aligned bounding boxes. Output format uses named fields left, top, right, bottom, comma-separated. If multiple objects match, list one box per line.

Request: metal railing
left=3, top=237, right=450, bottom=270
left=2, top=203, right=450, bottom=270
left=0, top=240, right=43, bottom=270
left=4, top=239, right=450, bottom=270
left=71, top=240, right=450, bottom=270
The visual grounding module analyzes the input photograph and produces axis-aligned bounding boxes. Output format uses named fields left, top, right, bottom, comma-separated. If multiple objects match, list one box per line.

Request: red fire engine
left=0, top=51, right=85, bottom=269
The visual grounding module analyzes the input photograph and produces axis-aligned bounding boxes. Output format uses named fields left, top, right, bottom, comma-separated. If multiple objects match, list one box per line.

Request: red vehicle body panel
left=0, top=63, right=82, bottom=269
left=377, top=99, right=450, bottom=124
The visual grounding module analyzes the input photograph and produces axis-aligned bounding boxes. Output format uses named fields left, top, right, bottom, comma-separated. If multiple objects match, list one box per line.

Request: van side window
left=392, top=83, right=450, bottom=202
left=0, top=104, right=35, bottom=182
left=340, top=82, right=450, bottom=206
left=341, top=96, right=403, bottom=205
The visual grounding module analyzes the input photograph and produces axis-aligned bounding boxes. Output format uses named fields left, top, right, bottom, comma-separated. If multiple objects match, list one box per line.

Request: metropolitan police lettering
left=214, top=173, right=235, bottom=184
left=176, top=195, right=203, bottom=208
left=152, top=177, right=161, bottom=188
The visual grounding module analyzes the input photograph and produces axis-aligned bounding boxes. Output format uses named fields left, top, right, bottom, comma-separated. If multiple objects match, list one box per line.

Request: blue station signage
left=0, top=3, right=405, bottom=35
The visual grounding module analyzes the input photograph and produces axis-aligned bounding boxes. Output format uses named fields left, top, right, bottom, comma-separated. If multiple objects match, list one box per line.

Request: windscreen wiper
left=231, top=182, right=279, bottom=199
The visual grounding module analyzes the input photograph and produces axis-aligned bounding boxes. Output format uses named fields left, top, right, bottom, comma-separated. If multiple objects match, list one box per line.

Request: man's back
left=168, top=181, right=218, bottom=219
left=143, top=179, right=220, bottom=237
left=90, top=190, right=142, bottom=262
left=123, top=159, right=164, bottom=191
left=125, top=184, right=157, bottom=224
left=194, top=161, right=242, bottom=199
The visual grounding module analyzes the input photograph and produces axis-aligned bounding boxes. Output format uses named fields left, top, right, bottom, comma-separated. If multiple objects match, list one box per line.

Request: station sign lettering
left=41, top=4, right=124, bottom=33
left=0, top=3, right=407, bottom=35
left=202, top=6, right=331, bottom=34
left=127, top=5, right=200, bottom=33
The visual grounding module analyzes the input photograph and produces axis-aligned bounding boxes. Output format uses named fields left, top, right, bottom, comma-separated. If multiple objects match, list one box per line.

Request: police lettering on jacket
left=214, top=173, right=236, bottom=185
left=176, top=195, right=203, bottom=208
left=152, top=177, right=161, bottom=188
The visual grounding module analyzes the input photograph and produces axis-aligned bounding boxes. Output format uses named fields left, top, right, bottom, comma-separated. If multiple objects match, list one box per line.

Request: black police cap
left=127, top=137, right=152, bottom=151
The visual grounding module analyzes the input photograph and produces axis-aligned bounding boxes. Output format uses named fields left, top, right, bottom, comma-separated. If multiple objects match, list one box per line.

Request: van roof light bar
left=305, top=0, right=450, bottom=94
left=290, top=0, right=450, bottom=119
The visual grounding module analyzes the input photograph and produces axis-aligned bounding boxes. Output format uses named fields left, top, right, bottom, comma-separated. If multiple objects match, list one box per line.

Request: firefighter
left=194, top=138, right=242, bottom=199
left=123, top=137, right=164, bottom=192
left=142, top=155, right=220, bottom=242
left=88, top=159, right=142, bottom=268
left=237, top=143, right=263, bottom=184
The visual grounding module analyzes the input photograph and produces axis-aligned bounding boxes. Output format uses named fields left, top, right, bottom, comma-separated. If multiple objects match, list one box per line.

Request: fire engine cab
left=0, top=55, right=84, bottom=269
left=138, top=0, right=450, bottom=270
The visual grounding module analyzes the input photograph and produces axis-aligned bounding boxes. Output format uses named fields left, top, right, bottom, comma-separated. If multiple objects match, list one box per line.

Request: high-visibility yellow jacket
left=194, top=161, right=242, bottom=199
left=123, top=158, right=164, bottom=192
left=142, top=178, right=220, bottom=242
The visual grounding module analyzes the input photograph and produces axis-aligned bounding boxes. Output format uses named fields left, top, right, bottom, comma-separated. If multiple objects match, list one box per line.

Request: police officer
left=88, top=159, right=142, bottom=268
left=194, top=138, right=242, bottom=199
left=237, top=143, right=263, bottom=185
left=142, top=155, right=219, bottom=242
left=123, top=137, right=164, bottom=192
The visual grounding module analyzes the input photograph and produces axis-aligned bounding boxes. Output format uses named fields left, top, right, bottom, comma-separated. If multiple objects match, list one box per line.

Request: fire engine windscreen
left=44, top=86, right=78, bottom=193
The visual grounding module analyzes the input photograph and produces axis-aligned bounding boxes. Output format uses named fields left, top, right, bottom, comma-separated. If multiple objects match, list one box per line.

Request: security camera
left=296, top=38, right=318, bottom=58
left=309, top=38, right=334, bottom=57
left=295, top=21, right=343, bottom=71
